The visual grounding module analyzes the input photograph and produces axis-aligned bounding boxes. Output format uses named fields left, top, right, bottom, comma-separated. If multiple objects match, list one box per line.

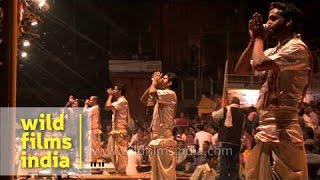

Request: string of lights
left=18, top=0, right=49, bottom=61
left=0, top=0, right=49, bottom=62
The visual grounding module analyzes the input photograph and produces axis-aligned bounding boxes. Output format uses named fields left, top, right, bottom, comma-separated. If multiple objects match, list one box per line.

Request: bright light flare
left=39, top=0, right=46, bottom=8
left=21, top=52, right=27, bottom=58
left=31, top=20, right=38, bottom=26
left=23, top=40, right=30, bottom=47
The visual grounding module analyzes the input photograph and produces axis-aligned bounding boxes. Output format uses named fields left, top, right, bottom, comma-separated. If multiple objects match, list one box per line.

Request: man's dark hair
left=231, top=96, right=240, bottom=105
left=115, top=83, right=126, bottom=95
left=270, top=1, right=303, bottom=32
left=248, top=106, right=257, bottom=113
left=91, top=96, right=98, bottom=101
left=165, top=72, right=180, bottom=91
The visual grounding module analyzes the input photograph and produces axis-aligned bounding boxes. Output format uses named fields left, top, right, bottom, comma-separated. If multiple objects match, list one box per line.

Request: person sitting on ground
left=126, top=146, right=142, bottom=176
left=190, top=149, right=218, bottom=180
left=188, top=141, right=212, bottom=173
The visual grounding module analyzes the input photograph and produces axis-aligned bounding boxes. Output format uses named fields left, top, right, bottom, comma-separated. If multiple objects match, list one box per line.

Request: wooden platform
left=80, top=172, right=191, bottom=180
left=80, top=172, right=192, bottom=180
left=15, top=161, right=192, bottom=179
left=80, top=173, right=151, bottom=180
left=16, top=172, right=192, bottom=180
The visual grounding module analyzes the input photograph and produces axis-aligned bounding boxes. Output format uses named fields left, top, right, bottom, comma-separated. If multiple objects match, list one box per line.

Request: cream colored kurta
left=149, top=137, right=176, bottom=180
left=149, top=89, right=177, bottom=180
left=150, top=89, right=177, bottom=136
left=190, top=163, right=217, bottom=180
left=246, top=36, right=311, bottom=180
left=111, top=97, right=129, bottom=134
left=107, top=97, right=129, bottom=173
left=84, top=105, right=102, bottom=161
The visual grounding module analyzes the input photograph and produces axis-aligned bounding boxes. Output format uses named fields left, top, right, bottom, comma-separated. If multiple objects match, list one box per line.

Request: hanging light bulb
left=31, top=20, right=38, bottom=26
left=23, top=40, right=30, bottom=47
left=39, top=0, right=46, bottom=8
left=21, top=51, right=27, bottom=58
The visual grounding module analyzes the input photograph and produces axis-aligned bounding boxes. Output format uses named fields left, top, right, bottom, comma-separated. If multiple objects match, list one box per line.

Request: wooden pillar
left=1, top=0, right=18, bottom=107
left=0, top=0, right=18, bottom=179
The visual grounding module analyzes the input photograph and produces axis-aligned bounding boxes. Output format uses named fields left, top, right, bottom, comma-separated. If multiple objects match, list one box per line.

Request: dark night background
left=15, top=0, right=320, bottom=111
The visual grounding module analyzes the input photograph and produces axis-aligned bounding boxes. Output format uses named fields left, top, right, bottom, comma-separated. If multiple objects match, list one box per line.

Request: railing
left=228, top=74, right=262, bottom=85
left=180, top=74, right=262, bottom=101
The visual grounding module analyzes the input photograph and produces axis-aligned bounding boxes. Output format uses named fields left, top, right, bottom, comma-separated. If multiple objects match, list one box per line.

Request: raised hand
left=249, top=12, right=268, bottom=39
left=85, top=99, right=90, bottom=105
left=107, top=88, right=114, bottom=96
left=69, top=95, right=75, bottom=103
left=248, top=19, right=254, bottom=40
left=152, top=71, right=162, bottom=83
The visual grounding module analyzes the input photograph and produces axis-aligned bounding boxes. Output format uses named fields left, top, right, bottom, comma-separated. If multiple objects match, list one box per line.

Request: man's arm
left=65, top=95, right=74, bottom=107
left=105, top=95, right=114, bottom=111
left=235, top=40, right=254, bottom=75
left=148, top=72, right=162, bottom=100
left=252, top=38, right=277, bottom=71
left=149, top=72, right=162, bottom=99
left=105, top=88, right=115, bottom=111
left=211, top=107, right=224, bottom=121
left=140, top=87, right=150, bottom=103
left=65, top=101, right=73, bottom=107
left=235, top=19, right=256, bottom=75
left=83, top=99, right=89, bottom=112
left=250, top=13, right=277, bottom=72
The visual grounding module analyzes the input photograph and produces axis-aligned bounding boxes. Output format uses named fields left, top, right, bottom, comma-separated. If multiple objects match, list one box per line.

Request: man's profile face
left=113, top=86, right=121, bottom=97
left=89, top=96, right=97, bottom=105
left=266, top=8, right=287, bottom=37
left=157, top=75, right=171, bottom=89
left=72, top=101, right=79, bottom=107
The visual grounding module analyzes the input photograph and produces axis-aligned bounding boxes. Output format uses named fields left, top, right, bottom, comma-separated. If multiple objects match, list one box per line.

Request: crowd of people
left=62, top=91, right=320, bottom=180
